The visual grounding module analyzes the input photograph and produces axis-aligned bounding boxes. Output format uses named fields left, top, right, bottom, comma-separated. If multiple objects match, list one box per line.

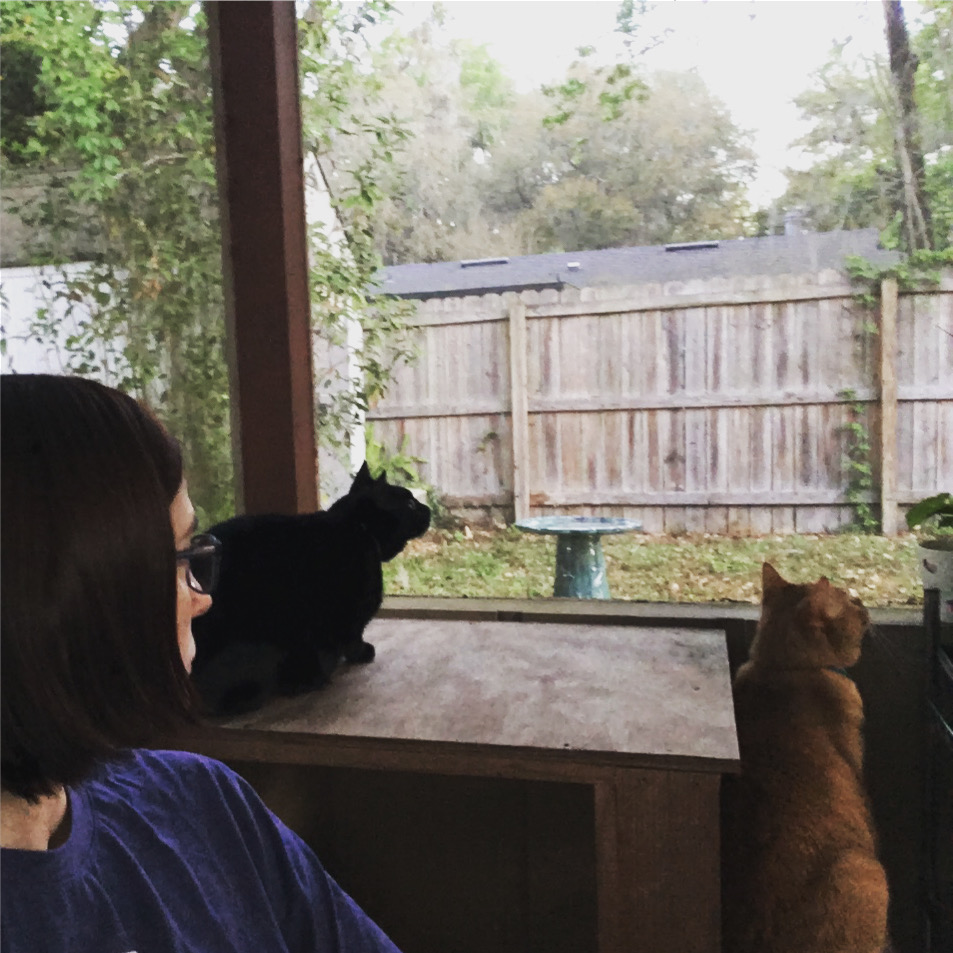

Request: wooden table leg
left=594, top=769, right=722, bottom=953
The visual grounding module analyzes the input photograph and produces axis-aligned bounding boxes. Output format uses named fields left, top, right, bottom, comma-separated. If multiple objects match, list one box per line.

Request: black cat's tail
left=191, top=642, right=284, bottom=717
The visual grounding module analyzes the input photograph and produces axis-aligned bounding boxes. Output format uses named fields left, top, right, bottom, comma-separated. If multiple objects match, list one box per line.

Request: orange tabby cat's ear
left=762, top=562, right=787, bottom=594
left=808, top=576, right=843, bottom=620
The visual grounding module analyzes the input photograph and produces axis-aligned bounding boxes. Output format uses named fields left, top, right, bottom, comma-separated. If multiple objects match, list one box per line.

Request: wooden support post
left=509, top=299, right=530, bottom=522
left=208, top=1, right=318, bottom=516
left=880, top=278, right=900, bottom=535
left=594, top=771, right=722, bottom=952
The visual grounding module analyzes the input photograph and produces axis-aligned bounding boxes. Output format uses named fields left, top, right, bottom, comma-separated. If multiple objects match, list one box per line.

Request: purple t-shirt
left=0, top=749, right=401, bottom=953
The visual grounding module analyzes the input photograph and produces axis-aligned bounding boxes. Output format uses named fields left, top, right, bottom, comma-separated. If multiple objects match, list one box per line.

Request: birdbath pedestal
left=515, top=516, right=642, bottom=599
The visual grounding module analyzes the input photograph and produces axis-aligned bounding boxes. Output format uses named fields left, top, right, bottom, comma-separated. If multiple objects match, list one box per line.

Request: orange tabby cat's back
left=721, top=563, right=888, bottom=953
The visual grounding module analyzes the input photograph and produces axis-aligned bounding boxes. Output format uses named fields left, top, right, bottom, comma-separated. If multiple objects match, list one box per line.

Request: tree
left=910, top=0, right=953, bottom=249
left=883, top=0, right=933, bottom=250
left=774, top=0, right=952, bottom=252
left=327, top=7, right=755, bottom=262
left=774, top=47, right=899, bottom=234
left=1, top=0, right=414, bottom=521
left=320, top=12, right=520, bottom=264
left=503, top=68, right=756, bottom=252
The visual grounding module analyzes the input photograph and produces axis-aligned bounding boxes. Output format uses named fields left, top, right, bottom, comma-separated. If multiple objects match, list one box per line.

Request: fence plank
left=509, top=301, right=530, bottom=521
left=880, top=279, right=900, bottom=534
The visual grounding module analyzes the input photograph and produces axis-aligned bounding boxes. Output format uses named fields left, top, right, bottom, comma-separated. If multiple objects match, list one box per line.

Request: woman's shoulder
left=105, top=747, right=237, bottom=780
left=91, top=748, right=253, bottom=810
left=86, top=748, right=280, bottom=860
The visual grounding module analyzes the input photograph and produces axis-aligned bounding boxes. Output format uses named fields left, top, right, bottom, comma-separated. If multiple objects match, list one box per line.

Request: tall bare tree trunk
left=882, top=0, right=933, bottom=251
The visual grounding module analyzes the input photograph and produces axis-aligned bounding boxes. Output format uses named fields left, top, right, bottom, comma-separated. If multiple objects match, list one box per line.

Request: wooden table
left=177, top=617, right=739, bottom=953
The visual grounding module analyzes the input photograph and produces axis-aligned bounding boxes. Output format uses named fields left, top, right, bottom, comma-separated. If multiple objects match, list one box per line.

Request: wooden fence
left=367, top=270, right=953, bottom=535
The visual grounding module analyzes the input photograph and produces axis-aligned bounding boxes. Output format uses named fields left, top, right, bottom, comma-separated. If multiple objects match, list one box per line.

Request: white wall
left=0, top=263, right=101, bottom=376
left=305, top=154, right=366, bottom=504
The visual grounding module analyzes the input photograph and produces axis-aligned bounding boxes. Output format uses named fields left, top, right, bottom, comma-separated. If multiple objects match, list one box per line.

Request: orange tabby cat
left=721, top=562, right=889, bottom=953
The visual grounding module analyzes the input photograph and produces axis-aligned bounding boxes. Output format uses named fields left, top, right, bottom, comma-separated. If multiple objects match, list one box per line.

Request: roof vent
left=460, top=257, right=510, bottom=268
left=664, top=241, right=719, bottom=252
left=566, top=261, right=581, bottom=271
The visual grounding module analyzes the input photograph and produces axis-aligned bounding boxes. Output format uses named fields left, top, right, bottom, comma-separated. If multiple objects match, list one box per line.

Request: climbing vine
left=840, top=247, right=953, bottom=532
left=837, top=386, right=879, bottom=533
left=845, top=247, right=953, bottom=303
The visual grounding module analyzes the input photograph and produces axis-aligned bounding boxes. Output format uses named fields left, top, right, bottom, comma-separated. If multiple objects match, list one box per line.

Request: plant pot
left=918, top=537, right=953, bottom=624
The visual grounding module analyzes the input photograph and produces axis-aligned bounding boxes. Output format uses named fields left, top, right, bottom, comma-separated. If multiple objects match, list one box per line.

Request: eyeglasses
left=175, top=533, right=222, bottom=595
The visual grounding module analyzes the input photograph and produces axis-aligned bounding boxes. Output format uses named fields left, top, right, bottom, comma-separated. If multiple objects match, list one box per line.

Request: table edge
left=170, top=724, right=741, bottom=781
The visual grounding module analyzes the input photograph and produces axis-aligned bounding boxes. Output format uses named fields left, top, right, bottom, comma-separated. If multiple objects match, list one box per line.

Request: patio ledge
left=380, top=595, right=920, bottom=628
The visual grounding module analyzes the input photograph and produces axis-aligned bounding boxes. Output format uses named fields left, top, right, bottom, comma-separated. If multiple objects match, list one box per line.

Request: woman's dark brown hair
left=1, top=374, right=196, bottom=801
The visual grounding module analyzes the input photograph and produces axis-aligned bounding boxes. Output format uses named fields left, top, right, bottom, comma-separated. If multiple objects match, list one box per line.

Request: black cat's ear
left=353, top=461, right=374, bottom=488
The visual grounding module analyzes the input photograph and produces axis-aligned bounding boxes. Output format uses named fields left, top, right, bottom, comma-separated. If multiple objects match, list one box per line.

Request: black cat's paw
left=344, top=640, right=375, bottom=664
left=277, top=649, right=337, bottom=695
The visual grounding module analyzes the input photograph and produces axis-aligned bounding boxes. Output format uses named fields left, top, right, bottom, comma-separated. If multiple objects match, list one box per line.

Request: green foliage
left=773, top=47, right=896, bottom=234
left=906, top=492, right=953, bottom=533
left=364, top=423, right=454, bottom=529
left=0, top=23, right=47, bottom=159
left=364, top=425, right=423, bottom=486
left=912, top=0, right=953, bottom=250
left=845, top=246, right=953, bottom=306
left=542, top=0, right=658, bottom=127
left=458, top=42, right=516, bottom=150
left=2, top=0, right=232, bottom=526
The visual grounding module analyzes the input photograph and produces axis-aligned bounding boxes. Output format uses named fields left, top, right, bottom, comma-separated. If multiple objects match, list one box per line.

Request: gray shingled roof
left=372, top=228, right=899, bottom=300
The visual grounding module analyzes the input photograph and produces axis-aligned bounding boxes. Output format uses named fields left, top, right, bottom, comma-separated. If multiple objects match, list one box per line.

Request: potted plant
left=906, top=492, right=953, bottom=623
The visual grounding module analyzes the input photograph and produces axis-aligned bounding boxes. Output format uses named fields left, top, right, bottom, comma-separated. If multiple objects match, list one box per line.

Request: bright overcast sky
left=389, top=0, right=917, bottom=205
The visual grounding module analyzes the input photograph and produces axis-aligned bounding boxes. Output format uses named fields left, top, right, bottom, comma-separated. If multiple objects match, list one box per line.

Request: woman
left=0, top=374, right=401, bottom=952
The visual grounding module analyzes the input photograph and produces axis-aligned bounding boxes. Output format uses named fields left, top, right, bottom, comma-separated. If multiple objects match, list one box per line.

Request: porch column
left=208, top=0, right=318, bottom=515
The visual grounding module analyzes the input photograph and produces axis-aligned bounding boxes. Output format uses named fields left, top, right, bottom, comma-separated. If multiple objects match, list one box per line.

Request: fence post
left=509, top=299, right=530, bottom=521
left=880, top=278, right=900, bottom=535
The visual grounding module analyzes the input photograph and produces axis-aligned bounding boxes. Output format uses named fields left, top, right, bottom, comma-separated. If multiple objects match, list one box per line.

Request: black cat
left=191, top=462, right=431, bottom=716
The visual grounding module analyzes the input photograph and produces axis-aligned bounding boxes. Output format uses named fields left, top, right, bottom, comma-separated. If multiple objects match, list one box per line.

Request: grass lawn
left=383, top=527, right=924, bottom=608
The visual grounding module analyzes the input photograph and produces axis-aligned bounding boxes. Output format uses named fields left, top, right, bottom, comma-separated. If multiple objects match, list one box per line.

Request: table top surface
left=516, top=516, right=643, bottom=536
left=219, top=618, right=739, bottom=770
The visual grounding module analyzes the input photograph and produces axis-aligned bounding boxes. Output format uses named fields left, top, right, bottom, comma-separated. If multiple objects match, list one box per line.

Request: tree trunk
left=882, top=0, right=933, bottom=251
